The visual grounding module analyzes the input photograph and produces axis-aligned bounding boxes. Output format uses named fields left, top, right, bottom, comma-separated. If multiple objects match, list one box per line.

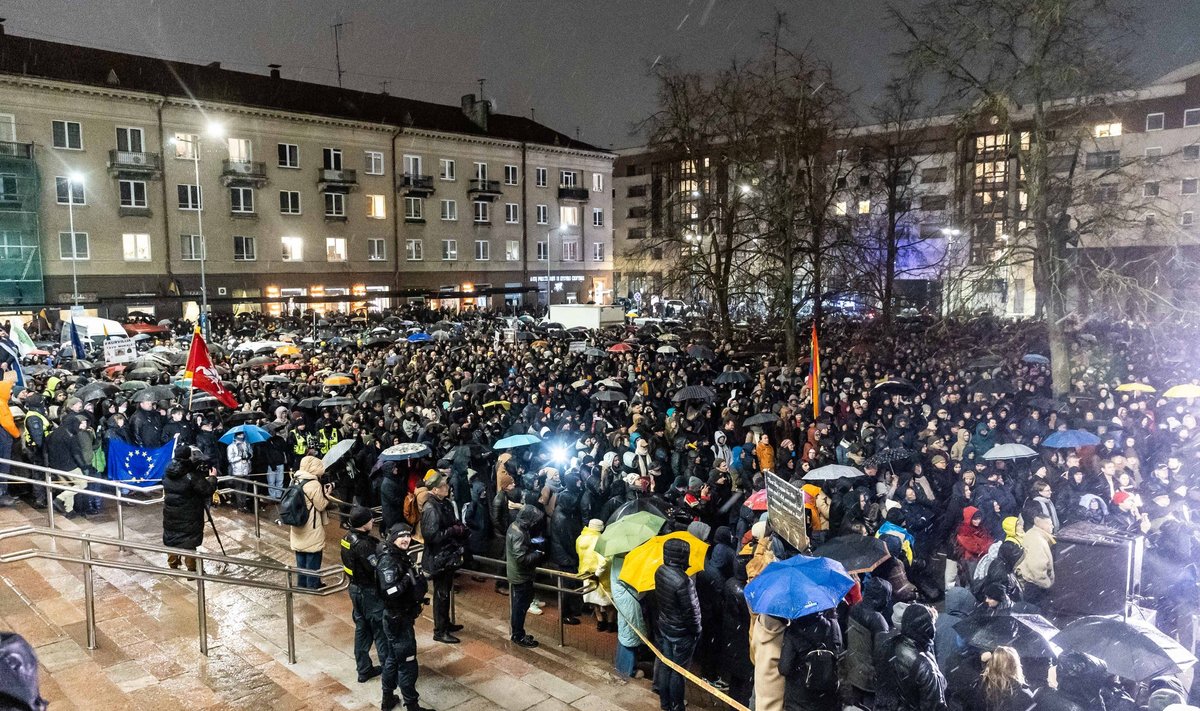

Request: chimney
left=0, top=19, right=6, bottom=38
left=460, top=93, right=490, bottom=131
left=206, top=61, right=221, bottom=70
left=268, top=64, right=281, bottom=80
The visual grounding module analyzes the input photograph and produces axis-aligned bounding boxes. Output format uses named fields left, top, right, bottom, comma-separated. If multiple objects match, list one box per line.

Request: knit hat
left=387, top=522, right=413, bottom=543
left=750, top=521, right=767, bottom=541
left=587, top=519, right=604, bottom=532
left=424, top=469, right=446, bottom=488
left=687, top=521, right=711, bottom=543
left=64, top=396, right=82, bottom=410
left=348, top=505, right=373, bottom=529
left=1113, top=491, right=1132, bottom=506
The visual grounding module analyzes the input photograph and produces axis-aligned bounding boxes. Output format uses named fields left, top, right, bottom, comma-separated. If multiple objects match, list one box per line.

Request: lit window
left=835, top=201, right=847, bottom=216
left=505, top=240, right=520, bottom=261
left=122, top=233, right=151, bottom=261
left=560, top=205, right=579, bottom=226
left=1093, top=122, right=1122, bottom=138
left=173, top=133, right=198, bottom=159
left=367, top=194, right=387, bottom=219
left=406, top=240, right=423, bottom=261
left=326, top=237, right=347, bottom=262
left=858, top=200, right=871, bottom=214
left=281, top=236, right=303, bottom=261
left=592, top=173, right=604, bottom=192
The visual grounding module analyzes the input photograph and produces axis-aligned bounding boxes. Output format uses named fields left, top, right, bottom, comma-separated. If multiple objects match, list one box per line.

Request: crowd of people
left=1, top=305, right=1199, bottom=711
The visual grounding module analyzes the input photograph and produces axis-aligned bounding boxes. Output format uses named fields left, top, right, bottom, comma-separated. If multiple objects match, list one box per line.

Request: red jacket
left=955, top=506, right=993, bottom=561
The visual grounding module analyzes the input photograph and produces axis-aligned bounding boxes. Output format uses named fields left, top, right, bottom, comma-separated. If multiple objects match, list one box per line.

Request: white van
left=61, top=316, right=128, bottom=343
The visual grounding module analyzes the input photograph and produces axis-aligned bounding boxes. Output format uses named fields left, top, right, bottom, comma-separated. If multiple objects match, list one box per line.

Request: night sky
left=4, top=0, right=1199, bottom=150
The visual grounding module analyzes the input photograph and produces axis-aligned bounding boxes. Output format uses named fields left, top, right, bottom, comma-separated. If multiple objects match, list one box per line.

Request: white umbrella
left=983, top=443, right=1039, bottom=461
left=803, top=464, right=866, bottom=481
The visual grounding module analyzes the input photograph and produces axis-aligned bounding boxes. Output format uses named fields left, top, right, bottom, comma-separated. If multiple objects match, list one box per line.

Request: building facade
left=0, top=28, right=613, bottom=318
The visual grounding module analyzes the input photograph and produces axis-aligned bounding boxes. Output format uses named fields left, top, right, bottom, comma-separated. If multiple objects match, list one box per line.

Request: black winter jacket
left=161, top=458, right=216, bottom=549
left=653, top=538, right=701, bottom=640
left=420, top=493, right=463, bottom=575
left=505, top=504, right=544, bottom=584
left=873, top=604, right=948, bottom=711
left=46, top=416, right=89, bottom=472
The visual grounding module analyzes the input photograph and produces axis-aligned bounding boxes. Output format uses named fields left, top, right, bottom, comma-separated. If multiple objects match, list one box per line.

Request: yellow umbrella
left=483, top=400, right=511, bottom=410
left=618, top=531, right=708, bottom=592
left=530, top=340, right=549, bottom=348
left=323, top=375, right=354, bottom=387
left=1164, top=384, right=1200, bottom=399
left=1115, top=383, right=1156, bottom=393
left=275, top=345, right=301, bottom=356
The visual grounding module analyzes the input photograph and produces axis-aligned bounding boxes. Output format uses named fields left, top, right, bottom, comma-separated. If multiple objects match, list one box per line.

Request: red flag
left=185, top=326, right=238, bottom=409
left=810, top=323, right=821, bottom=419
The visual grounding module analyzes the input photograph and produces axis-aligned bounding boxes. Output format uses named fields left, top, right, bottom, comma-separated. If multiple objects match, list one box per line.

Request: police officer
left=290, top=421, right=313, bottom=469
left=376, top=522, right=432, bottom=711
left=341, top=505, right=386, bottom=683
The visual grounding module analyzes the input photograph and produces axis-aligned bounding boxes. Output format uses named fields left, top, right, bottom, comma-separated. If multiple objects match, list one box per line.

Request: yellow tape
left=624, top=614, right=751, bottom=711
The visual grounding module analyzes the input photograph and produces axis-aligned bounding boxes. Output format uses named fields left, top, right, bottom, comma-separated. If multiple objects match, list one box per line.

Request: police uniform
left=376, top=523, right=431, bottom=711
left=340, top=514, right=388, bottom=682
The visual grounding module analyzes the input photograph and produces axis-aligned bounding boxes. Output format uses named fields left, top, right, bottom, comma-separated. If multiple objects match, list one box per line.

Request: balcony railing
left=108, top=150, right=162, bottom=176
left=400, top=173, right=435, bottom=194
left=319, top=168, right=358, bottom=192
left=0, top=142, right=34, bottom=160
left=558, top=186, right=590, bottom=202
left=221, top=160, right=267, bottom=186
left=468, top=179, right=501, bottom=195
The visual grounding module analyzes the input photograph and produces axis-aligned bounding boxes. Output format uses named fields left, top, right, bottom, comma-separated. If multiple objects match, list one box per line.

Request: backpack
left=402, top=491, right=420, bottom=526
left=279, top=479, right=313, bottom=527
left=802, top=648, right=839, bottom=694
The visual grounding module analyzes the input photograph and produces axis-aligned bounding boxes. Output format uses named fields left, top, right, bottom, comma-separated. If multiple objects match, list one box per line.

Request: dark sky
left=4, top=1, right=1199, bottom=150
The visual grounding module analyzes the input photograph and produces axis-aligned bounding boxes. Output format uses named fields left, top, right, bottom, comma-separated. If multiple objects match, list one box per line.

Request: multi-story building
left=0, top=25, right=613, bottom=317
left=613, top=61, right=1200, bottom=319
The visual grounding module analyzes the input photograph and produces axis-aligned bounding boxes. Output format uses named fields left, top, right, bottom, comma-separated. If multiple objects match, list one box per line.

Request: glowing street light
left=65, top=172, right=85, bottom=306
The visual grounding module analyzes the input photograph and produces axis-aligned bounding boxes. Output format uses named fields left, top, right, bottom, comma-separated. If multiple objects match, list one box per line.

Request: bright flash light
left=549, top=445, right=569, bottom=465
left=68, top=172, right=84, bottom=185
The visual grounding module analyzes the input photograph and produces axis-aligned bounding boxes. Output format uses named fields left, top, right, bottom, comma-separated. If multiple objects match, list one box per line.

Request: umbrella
left=1164, top=384, right=1200, bottom=399
left=743, top=412, right=778, bottom=427
left=406, top=332, right=432, bottom=343
left=746, top=489, right=768, bottom=511
left=125, top=367, right=161, bottom=382
left=592, top=390, right=627, bottom=403
left=607, top=342, right=631, bottom=353
left=494, top=433, right=542, bottom=449
left=1052, top=615, right=1197, bottom=681
left=686, top=344, right=716, bottom=361
left=619, top=532, right=708, bottom=592
left=672, top=385, right=716, bottom=403
left=744, top=556, right=855, bottom=619
left=358, top=385, right=399, bottom=403
left=76, top=382, right=119, bottom=402
left=323, top=375, right=354, bottom=387
left=483, top=400, right=511, bottom=410
left=245, top=355, right=277, bottom=368
left=954, top=614, right=1061, bottom=659
left=219, top=424, right=271, bottom=445
left=361, top=336, right=392, bottom=348
left=597, top=378, right=624, bottom=388
left=583, top=347, right=607, bottom=357
left=322, top=438, right=357, bottom=469
left=1027, top=396, right=1069, bottom=413
left=604, top=498, right=666, bottom=525
left=1115, top=382, right=1156, bottom=393
left=982, top=443, right=1039, bottom=461
left=276, top=363, right=303, bottom=372
left=1042, top=429, right=1101, bottom=449
left=275, top=345, right=301, bottom=356
left=1022, top=353, right=1050, bottom=365
left=866, top=447, right=914, bottom=466
left=296, top=397, right=325, bottom=410
left=813, top=535, right=890, bottom=574
left=462, top=383, right=489, bottom=395
left=968, top=378, right=1016, bottom=395
left=593, top=511, right=666, bottom=558
left=872, top=379, right=918, bottom=396
left=260, top=374, right=290, bottom=384
left=319, top=396, right=355, bottom=408
left=431, top=331, right=454, bottom=342
left=225, top=411, right=266, bottom=425
left=379, top=443, right=431, bottom=462
left=188, top=394, right=219, bottom=410
left=656, top=345, right=679, bottom=354
left=119, top=380, right=149, bottom=392
left=657, top=333, right=681, bottom=342
left=966, top=355, right=1004, bottom=370
left=61, top=359, right=94, bottom=373
left=530, top=339, right=550, bottom=349
left=803, top=464, right=865, bottom=481
left=715, top=371, right=752, bottom=385
left=130, top=386, right=174, bottom=403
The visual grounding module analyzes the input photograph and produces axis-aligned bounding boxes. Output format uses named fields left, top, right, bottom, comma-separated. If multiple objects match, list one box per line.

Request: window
left=439, top=159, right=455, bottom=181
left=55, top=177, right=85, bottom=205
left=505, top=240, right=520, bottom=261
left=365, top=151, right=385, bottom=175
left=627, top=185, right=647, bottom=198
left=474, top=201, right=491, bottom=223
left=504, top=165, right=518, bottom=185
left=173, top=133, right=198, bottom=160
left=536, top=204, right=548, bottom=224
left=560, top=205, right=579, bottom=226
left=1183, top=179, right=1198, bottom=196
left=592, top=173, right=604, bottom=192
left=404, top=196, right=423, bottom=221
left=1184, top=212, right=1195, bottom=227
left=834, top=201, right=848, bottom=216
left=628, top=227, right=647, bottom=240
left=440, top=199, right=458, bottom=221
left=181, top=234, right=202, bottom=261
left=1092, top=184, right=1119, bottom=203
left=1146, top=146, right=1163, bottom=160
left=562, top=238, right=580, bottom=262
left=593, top=242, right=605, bottom=261
left=367, top=194, right=387, bottom=219
left=325, top=237, right=347, bottom=262
left=535, top=167, right=548, bottom=187
left=405, top=239, right=423, bottom=261
left=858, top=200, right=871, bottom=214
left=277, top=143, right=299, bottom=168
left=1146, top=113, right=1165, bottom=131
left=227, top=138, right=252, bottom=162
left=230, top=187, right=254, bottom=214
left=592, top=208, right=604, bottom=227
left=279, top=191, right=301, bottom=214
left=51, top=120, right=82, bottom=150
left=1186, top=109, right=1200, bottom=128
left=402, top=155, right=423, bottom=177
left=118, top=180, right=147, bottom=208
left=536, top=241, right=548, bottom=261
left=1186, top=145, right=1200, bottom=161
left=921, top=167, right=948, bottom=183
left=505, top=203, right=519, bottom=224
left=368, top=238, right=386, bottom=261
left=1146, top=213, right=1157, bottom=227
left=1144, top=181, right=1160, bottom=198
left=234, top=235, right=256, bottom=261
left=920, top=195, right=948, bottom=211
left=474, top=240, right=490, bottom=261
left=116, top=127, right=144, bottom=153
left=474, top=162, right=488, bottom=181
left=281, top=236, right=303, bottom=261
left=324, top=192, right=345, bottom=217
left=122, top=233, right=151, bottom=262
left=177, top=184, right=202, bottom=210
left=0, top=174, right=15, bottom=202
left=322, top=148, right=343, bottom=171
left=560, top=170, right=578, bottom=187
left=1093, top=122, right=1122, bottom=138
left=1085, top=151, right=1120, bottom=170
left=59, top=231, right=89, bottom=260
left=441, top=239, right=458, bottom=261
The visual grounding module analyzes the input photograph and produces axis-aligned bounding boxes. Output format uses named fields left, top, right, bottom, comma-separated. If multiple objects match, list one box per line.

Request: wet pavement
left=0, top=499, right=663, bottom=710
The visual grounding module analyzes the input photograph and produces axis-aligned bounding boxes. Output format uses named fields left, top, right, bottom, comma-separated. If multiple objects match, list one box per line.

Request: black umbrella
left=260, top=374, right=290, bottom=384
left=76, top=382, right=119, bottom=402
left=954, top=614, right=1060, bottom=659
left=1052, top=616, right=1197, bottom=681
left=61, top=359, right=94, bottom=373
left=462, top=383, right=489, bottom=395
left=297, top=397, right=324, bottom=410
left=592, top=390, right=627, bottom=403
left=319, top=396, right=355, bottom=408
left=225, top=410, right=267, bottom=425
left=362, top=336, right=392, bottom=348
left=188, top=394, right=219, bottom=411
left=715, top=371, right=752, bottom=385
left=515, top=332, right=536, bottom=342
left=672, top=385, right=716, bottom=403
left=130, top=386, right=173, bottom=404
left=1027, top=396, right=1069, bottom=414
left=686, top=344, right=716, bottom=361
left=813, top=535, right=891, bottom=574
left=966, top=355, right=1004, bottom=370
left=358, top=385, right=400, bottom=403
left=866, top=447, right=915, bottom=467
left=872, top=379, right=918, bottom=396
left=743, top=412, right=778, bottom=428
left=583, top=347, right=607, bottom=358
left=127, top=367, right=162, bottom=381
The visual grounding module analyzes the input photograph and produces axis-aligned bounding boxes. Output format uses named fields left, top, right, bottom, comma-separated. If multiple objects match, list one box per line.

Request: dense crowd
left=2, top=306, right=1199, bottom=711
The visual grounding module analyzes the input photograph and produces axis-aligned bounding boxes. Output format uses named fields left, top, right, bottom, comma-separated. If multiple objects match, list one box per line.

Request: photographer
left=419, top=470, right=466, bottom=644
left=162, top=445, right=217, bottom=572
left=375, top=522, right=433, bottom=711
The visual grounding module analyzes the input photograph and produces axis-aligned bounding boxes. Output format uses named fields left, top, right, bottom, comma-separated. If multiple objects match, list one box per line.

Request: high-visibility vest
left=318, top=428, right=339, bottom=455
left=292, top=430, right=310, bottom=455
left=22, top=410, right=50, bottom=447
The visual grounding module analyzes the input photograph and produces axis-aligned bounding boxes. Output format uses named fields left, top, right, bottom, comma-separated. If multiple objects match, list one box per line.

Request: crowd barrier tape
left=624, top=613, right=752, bottom=711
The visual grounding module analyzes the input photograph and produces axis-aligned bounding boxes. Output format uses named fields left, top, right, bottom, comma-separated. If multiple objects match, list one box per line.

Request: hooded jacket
left=1031, top=651, right=1109, bottom=711
left=289, top=455, right=329, bottom=553
left=847, top=577, right=893, bottom=692
left=161, top=453, right=216, bottom=550
left=1017, top=524, right=1055, bottom=589
left=873, top=604, right=948, bottom=711
left=934, top=587, right=975, bottom=674
left=955, top=506, right=994, bottom=562
left=654, top=538, right=701, bottom=639
left=46, top=415, right=89, bottom=472
left=505, top=504, right=544, bottom=584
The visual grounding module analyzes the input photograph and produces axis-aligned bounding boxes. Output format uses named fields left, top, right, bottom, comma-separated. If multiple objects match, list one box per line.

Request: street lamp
left=170, top=121, right=224, bottom=334
left=65, top=172, right=84, bottom=306
left=545, top=225, right=565, bottom=307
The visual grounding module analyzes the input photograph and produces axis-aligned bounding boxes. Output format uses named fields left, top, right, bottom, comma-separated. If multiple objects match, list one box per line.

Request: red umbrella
left=607, top=343, right=632, bottom=353
left=275, top=363, right=303, bottom=372
left=747, top=489, right=768, bottom=511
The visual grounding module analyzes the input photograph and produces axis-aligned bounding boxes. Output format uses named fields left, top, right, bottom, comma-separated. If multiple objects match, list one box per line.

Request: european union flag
left=107, top=436, right=176, bottom=487
left=69, top=320, right=86, bottom=360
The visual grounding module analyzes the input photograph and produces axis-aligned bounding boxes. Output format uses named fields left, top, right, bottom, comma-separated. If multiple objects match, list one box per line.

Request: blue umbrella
left=744, top=556, right=855, bottom=619
left=406, top=332, right=432, bottom=343
left=379, top=443, right=431, bottom=462
left=219, top=424, right=271, bottom=444
left=1023, top=353, right=1050, bottom=365
left=1043, top=429, right=1101, bottom=449
left=494, top=433, right=542, bottom=450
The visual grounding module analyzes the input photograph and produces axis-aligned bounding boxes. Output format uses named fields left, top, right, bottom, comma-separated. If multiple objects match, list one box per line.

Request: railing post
left=82, top=538, right=97, bottom=650
left=196, top=558, right=208, bottom=656
left=252, top=480, right=261, bottom=539
left=285, top=574, right=297, bottom=664
left=44, top=471, right=54, bottom=532
left=557, top=572, right=565, bottom=647
left=115, top=487, right=126, bottom=552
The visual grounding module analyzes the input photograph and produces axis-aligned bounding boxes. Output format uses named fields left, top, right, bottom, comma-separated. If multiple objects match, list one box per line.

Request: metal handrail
left=0, top=523, right=345, bottom=663
left=463, top=554, right=597, bottom=647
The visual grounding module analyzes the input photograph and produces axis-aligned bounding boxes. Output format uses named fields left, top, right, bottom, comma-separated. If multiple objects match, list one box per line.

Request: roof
left=0, top=32, right=607, bottom=154
left=1153, top=61, right=1200, bottom=87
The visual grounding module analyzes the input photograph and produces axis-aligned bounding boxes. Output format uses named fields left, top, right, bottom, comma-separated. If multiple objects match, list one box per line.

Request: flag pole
left=186, top=326, right=198, bottom=410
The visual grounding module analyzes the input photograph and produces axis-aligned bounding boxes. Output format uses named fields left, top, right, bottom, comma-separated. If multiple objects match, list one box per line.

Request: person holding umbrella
left=227, top=429, right=254, bottom=511
left=653, top=538, right=701, bottom=711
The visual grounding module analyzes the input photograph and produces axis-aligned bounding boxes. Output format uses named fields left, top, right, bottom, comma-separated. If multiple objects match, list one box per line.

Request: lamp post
left=170, top=121, right=224, bottom=335
left=941, top=227, right=962, bottom=315
left=545, top=225, right=565, bottom=308
left=65, top=172, right=84, bottom=307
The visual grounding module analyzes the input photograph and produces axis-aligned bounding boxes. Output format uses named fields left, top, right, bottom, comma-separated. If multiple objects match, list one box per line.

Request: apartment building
left=613, top=61, right=1200, bottom=319
left=0, top=26, right=613, bottom=317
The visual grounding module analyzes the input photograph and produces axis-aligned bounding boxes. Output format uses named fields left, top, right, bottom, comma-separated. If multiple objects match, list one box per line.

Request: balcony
left=220, top=160, right=267, bottom=187
left=319, top=168, right=358, bottom=192
left=0, top=192, right=25, bottom=211
left=468, top=179, right=502, bottom=200
left=558, top=186, right=589, bottom=202
left=0, top=141, right=34, bottom=161
left=399, top=173, right=435, bottom=196
left=107, top=150, right=162, bottom=178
